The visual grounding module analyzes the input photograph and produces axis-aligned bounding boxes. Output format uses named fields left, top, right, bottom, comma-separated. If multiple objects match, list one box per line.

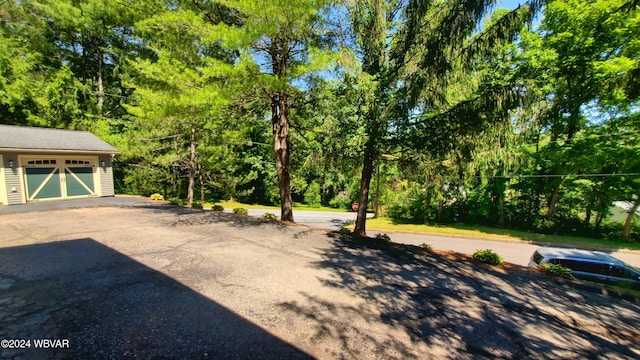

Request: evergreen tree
left=346, top=0, right=543, bottom=236
left=193, top=0, right=336, bottom=222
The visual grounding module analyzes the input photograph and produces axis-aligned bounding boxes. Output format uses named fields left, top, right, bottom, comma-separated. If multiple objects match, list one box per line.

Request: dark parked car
left=529, top=247, right=640, bottom=290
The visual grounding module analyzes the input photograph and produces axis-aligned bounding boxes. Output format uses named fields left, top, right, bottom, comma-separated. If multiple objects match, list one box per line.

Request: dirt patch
left=1, top=205, right=639, bottom=359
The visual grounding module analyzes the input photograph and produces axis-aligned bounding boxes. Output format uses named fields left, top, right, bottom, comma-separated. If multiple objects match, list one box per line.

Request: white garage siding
left=99, top=155, right=115, bottom=197
left=0, top=154, right=6, bottom=205
left=3, top=153, right=24, bottom=204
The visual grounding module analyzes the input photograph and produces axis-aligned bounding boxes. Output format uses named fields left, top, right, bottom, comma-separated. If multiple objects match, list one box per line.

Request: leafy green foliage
left=375, top=233, right=391, bottom=242
left=212, top=205, right=225, bottom=212
left=262, top=213, right=278, bottom=220
left=338, top=226, right=351, bottom=235
left=375, top=0, right=640, bottom=242
left=420, top=243, right=433, bottom=252
left=150, top=193, right=164, bottom=201
left=473, top=249, right=504, bottom=266
left=233, top=208, right=248, bottom=215
left=1, top=0, right=638, bottom=243
left=303, top=182, right=322, bottom=208
left=540, top=263, right=575, bottom=279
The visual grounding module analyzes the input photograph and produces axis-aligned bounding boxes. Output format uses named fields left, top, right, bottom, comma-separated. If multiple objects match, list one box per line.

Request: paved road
left=240, top=208, right=365, bottom=230
left=237, top=209, right=640, bottom=268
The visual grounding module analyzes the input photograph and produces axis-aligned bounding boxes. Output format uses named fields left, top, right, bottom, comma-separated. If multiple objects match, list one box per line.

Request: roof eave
left=0, top=147, right=119, bottom=155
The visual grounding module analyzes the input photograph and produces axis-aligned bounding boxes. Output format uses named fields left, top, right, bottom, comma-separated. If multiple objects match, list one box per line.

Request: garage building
left=0, top=125, right=118, bottom=205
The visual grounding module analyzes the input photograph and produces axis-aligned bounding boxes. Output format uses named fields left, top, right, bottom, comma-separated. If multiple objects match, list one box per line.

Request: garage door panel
left=25, top=167, right=61, bottom=200
left=65, top=167, right=95, bottom=196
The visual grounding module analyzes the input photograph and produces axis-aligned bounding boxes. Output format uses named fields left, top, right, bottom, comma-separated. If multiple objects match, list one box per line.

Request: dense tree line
left=1, top=0, right=639, bottom=240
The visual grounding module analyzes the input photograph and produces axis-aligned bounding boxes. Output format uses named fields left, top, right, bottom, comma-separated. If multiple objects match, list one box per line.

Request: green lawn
left=357, top=218, right=640, bottom=251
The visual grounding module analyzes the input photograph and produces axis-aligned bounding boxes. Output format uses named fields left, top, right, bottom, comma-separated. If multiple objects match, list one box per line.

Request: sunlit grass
left=199, top=201, right=640, bottom=250
left=355, top=217, right=640, bottom=251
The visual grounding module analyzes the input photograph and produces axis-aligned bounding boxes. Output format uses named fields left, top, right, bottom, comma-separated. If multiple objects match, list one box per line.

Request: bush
left=388, top=194, right=429, bottom=224
left=212, top=205, right=224, bottom=212
left=420, top=243, right=433, bottom=251
left=338, top=226, right=351, bottom=235
left=375, top=233, right=391, bottom=242
left=540, top=263, right=574, bottom=279
left=329, top=191, right=353, bottom=209
left=233, top=208, right=248, bottom=215
left=473, top=249, right=504, bottom=266
left=150, top=193, right=164, bottom=201
left=123, top=165, right=167, bottom=197
left=304, top=181, right=322, bottom=208
left=262, top=212, right=277, bottom=220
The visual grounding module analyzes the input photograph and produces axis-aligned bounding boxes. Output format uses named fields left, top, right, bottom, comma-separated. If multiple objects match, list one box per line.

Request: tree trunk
left=172, top=138, right=179, bottom=199
left=499, top=196, right=505, bottom=227
left=622, top=199, right=639, bottom=238
left=595, top=212, right=603, bottom=229
left=424, top=168, right=431, bottom=224
left=97, top=49, right=104, bottom=112
left=584, top=207, right=591, bottom=225
left=547, top=181, right=561, bottom=217
left=186, top=127, right=195, bottom=208
left=172, top=166, right=177, bottom=199
left=321, top=171, right=327, bottom=204
left=374, top=162, right=381, bottom=218
left=272, top=91, right=294, bottom=222
left=496, top=177, right=506, bottom=227
left=198, top=161, right=205, bottom=206
left=547, top=75, right=579, bottom=218
left=353, top=137, right=375, bottom=237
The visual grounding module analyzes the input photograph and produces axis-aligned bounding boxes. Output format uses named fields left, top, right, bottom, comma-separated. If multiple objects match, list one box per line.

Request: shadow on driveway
left=0, top=238, right=311, bottom=359
left=280, top=236, right=640, bottom=359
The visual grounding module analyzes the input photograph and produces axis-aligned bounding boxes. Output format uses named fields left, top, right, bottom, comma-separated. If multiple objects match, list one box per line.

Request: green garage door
left=25, top=167, right=62, bottom=200
left=65, top=166, right=95, bottom=196
left=23, top=158, right=96, bottom=201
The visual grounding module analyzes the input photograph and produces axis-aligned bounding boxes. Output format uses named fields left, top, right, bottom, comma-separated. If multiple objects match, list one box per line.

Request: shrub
left=304, top=182, right=322, bottom=208
left=420, top=243, right=433, bottom=251
left=123, top=165, right=166, bottom=197
left=150, top=193, right=164, bottom=201
left=263, top=212, right=277, bottom=220
left=540, top=263, right=574, bottom=279
left=473, top=249, right=504, bottom=266
left=329, top=191, right=353, bottom=210
left=388, top=194, right=428, bottom=224
left=212, top=205, right=224, bottom=212
left=338, top=226, right=351, bottom=235
left=233, top=208, right=248, bottom=215
left=375, top=233, right=391, bottom=242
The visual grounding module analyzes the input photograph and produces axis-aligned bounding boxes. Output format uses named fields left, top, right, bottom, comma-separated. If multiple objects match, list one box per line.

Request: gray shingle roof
left=0, top=125, right=118, bottom=153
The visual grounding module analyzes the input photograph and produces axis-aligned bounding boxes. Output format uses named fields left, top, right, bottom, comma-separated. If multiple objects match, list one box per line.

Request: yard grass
left=356, top=217, right=640, bottom=251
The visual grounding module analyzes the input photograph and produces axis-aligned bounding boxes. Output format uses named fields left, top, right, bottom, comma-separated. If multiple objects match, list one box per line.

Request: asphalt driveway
left=1, top=203, right=639, bottom=359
